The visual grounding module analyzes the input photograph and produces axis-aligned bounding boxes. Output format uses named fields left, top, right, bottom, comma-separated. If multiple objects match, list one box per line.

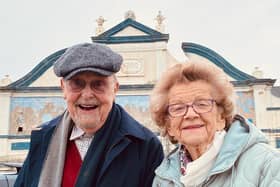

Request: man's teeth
left=79, top=104, right=98, bottom=110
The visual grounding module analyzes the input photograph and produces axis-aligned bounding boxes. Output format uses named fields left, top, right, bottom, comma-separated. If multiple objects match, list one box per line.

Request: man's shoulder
left=32, top=114, right=62, bottom=133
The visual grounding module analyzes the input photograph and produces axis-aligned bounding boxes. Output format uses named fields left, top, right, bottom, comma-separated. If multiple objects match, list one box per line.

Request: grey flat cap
left=53, top=42, right=123, bottom=79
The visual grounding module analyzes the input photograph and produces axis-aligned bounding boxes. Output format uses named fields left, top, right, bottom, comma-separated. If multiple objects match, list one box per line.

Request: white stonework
left=0, top=75, right=12, bottom=86
left=252, top=84, right=270, bottom=129
left=30, top=67, right=60, bottom=87
left=119, top=59, right=144, bottom=76
left=0, top=93, right=11, bottom=159
left=0, top=93, right=11, bottom=135
left=95, top=16, right=106, bottom=35
left=113, top=26, right=148, bottom=36
left=108, top=42, right=173, bottom=85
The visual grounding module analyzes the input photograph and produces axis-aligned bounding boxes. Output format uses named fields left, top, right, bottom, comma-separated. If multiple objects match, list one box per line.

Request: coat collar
left=117, top=103, right=147, bottom=141
left=210, top=116, right=268, bottom=175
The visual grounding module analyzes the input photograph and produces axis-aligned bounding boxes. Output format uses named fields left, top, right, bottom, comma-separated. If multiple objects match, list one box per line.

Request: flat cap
left=53, top=42, right=123, bottom=79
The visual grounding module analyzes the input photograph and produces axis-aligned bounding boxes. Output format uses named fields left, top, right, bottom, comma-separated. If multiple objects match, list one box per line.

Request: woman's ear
left=166, top=125, right=175, bottom=136
left=218, top=116, right=226, bottom=130
left=216, top=108, right=226, bottom=130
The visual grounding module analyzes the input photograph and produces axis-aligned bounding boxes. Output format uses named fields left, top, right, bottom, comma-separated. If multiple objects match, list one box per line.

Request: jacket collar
left=117, top=103, right=147, bottom=141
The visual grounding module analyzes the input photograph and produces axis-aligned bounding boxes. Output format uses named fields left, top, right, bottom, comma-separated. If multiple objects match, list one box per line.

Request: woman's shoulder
left=156, top=146, right=180, bottom=172
left=153, top=146, right=183, bottom=187
left=252, top=143, right=280, bottom=160
left=240, top=142, right=280, bottom=167
left=246, top=142, right=279, bottom=155
left=246, top=143, right=280, bottom=185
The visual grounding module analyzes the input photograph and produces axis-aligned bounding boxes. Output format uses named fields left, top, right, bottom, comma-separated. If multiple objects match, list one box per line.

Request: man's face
left=61, top=71, right=119, bottom=134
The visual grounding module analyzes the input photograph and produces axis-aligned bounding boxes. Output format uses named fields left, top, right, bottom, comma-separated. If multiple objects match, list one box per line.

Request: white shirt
left=69, top=125, right=94, bottom=160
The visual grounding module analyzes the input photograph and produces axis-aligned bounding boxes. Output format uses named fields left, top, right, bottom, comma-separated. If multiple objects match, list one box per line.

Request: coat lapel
left=99, top=133, right=131, bottom=180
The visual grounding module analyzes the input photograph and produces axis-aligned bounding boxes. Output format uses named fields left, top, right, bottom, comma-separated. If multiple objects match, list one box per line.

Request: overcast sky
left=1, top=0, right=279, bottom=85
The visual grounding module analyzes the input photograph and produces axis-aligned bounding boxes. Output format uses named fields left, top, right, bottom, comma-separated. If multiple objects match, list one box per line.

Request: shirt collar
left=70, top=125, right=85, bottom=140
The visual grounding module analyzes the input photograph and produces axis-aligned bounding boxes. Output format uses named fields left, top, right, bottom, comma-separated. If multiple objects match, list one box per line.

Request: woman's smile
left=181, top=124, right=204, bottom=130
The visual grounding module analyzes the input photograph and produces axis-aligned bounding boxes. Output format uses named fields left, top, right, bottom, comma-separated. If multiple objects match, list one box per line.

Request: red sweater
left=62, top=140, right=82, bottom=187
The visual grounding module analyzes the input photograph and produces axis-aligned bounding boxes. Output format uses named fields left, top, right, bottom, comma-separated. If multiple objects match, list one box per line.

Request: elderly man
left=15, top=43, right=164, bottom=187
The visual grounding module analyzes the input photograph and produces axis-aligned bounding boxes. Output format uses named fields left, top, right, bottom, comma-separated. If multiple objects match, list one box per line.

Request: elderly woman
left=150, top=61, right=280, bottom=187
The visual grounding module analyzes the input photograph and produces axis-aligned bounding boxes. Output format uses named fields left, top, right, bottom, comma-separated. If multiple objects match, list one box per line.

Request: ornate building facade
left=0, top=12, right=279, bottom=162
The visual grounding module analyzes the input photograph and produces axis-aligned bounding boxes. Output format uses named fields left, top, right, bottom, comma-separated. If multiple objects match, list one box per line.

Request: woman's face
left=167, top=80, right=225, bottom=149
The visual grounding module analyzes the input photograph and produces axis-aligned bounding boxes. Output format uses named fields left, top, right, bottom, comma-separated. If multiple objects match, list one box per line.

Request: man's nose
left=81, top=84, right=95, bottom=96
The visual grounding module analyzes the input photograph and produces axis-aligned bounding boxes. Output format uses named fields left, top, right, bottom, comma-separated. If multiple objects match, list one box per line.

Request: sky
left=1, top=0, right=280, bottom=85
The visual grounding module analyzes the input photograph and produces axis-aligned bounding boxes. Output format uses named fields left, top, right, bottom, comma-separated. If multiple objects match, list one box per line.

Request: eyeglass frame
left=167, top=99, right=216, bottom=118
left=64, top=76, right=115, bottom=94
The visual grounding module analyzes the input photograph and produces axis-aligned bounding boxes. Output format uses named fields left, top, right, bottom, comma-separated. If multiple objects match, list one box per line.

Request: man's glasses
left=65, top=78, right=112, bottom=93
left=167, top=99, right=216, bottom=118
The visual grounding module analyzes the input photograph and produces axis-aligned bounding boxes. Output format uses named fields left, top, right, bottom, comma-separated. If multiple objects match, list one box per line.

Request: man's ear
left=114, top=81, right=119, bottom=94
left=60, top=79, right=66, bottom=99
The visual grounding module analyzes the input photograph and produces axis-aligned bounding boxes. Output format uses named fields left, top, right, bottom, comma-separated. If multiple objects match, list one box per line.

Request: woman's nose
left=183, top=106, right=199, bottom=119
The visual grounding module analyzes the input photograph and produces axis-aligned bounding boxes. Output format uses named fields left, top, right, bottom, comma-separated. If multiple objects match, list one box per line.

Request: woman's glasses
left=167, top=99, right=216, bottom=118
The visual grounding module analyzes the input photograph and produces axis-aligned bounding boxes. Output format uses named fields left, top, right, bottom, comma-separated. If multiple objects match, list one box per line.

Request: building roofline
left=182, top=42, right=256, bottom=81
left=6, top=48, right=66, bottom=89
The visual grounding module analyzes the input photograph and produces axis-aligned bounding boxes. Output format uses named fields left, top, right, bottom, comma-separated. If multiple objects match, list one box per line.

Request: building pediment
left=91, top=18, right=169, bottom=44
left=113, top=26, right=148, bottom=36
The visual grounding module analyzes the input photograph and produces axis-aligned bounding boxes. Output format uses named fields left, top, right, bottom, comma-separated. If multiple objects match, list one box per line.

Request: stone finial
left=252, top=66, right=263, bottom=78
left=155, top=11, right=165, bottom=32
left=125, top=10, right=136, bottom=20
left=95, top=16, right=106, bottom=35
left=0, top=74, right=12, bottom=86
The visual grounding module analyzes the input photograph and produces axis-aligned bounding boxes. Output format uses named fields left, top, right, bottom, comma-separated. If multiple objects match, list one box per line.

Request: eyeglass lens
left=67, top=78, right=109, bottom=93
left=168, top=99, right=214, bottom=117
